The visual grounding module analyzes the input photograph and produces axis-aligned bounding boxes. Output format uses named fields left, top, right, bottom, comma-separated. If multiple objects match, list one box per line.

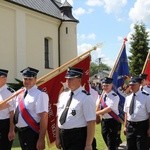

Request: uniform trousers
left=101, top=118, right=119, bottom=150
left=0, top=118, right=13, bottom=150
left=59, top=127, right=97, bottom=150
left=126, top=120, right=149, bottom=150
left=17, top=126, right=39, bottom=150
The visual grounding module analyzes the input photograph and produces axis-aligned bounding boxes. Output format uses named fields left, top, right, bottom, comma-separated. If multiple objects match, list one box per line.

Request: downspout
left=58, top=20, right=63, bottom=67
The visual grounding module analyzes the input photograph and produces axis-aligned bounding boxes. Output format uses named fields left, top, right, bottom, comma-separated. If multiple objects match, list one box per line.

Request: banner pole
left=0, top=45, right=98, bottom=105
left=142, top=50, right=150, bottom=73
left=0, top=88, right=24, bottom=109
left=109, top=38, right=127, bottom=78
left=36, top=45, right=98, bottom=85
left=96, top=38, right=127, bottom=123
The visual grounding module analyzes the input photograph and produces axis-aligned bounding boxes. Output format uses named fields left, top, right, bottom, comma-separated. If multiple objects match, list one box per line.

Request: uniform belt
left=0, top=118, right=9, bottom=122
left=127, top=119, right=148, bottom=125
left=17, top=126, right=30, bottom=132
left=0, top=118, right=10, bottom=127
left=102, top=118, right=114, bottom=121
left=60, top=127, right=87, bottom=133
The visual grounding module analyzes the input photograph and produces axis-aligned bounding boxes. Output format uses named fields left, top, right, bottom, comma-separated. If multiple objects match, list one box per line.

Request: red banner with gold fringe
left=38, top=54, right=91, bottom=146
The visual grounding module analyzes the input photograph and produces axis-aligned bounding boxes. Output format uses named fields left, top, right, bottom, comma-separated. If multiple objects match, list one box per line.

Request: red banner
left=142, top=51, right=150, bottom=85
left=38, top=55, right=91, bottom=146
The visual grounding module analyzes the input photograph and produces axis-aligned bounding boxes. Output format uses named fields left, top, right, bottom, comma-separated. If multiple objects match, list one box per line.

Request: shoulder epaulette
left=7, top=87, right=15, bottom=93
left=82, top=90, right=90, bottom=95
left=38, top=87, right=45, bottom=92
left=142, top=91, right=149, bottom=96
left=112, top=93, right=117, bottom=96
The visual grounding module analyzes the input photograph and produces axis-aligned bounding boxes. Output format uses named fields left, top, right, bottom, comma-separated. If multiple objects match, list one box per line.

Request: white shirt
left=142, top=85, right=150, bottom=93
left=0, top=84, right=15, bottom=119
left=57, top=86, right=96, bottom=129
left=124, top=90, right=150, bottom=122
left=101, top=90, right=119, bottom=119
left=16, top=85, right=49, bottom=127
left=90, top=86, right=99, bottom=105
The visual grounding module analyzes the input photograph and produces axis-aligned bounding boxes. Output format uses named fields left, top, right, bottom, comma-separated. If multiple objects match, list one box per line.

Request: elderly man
left=56, top=67, right=96, bottom=150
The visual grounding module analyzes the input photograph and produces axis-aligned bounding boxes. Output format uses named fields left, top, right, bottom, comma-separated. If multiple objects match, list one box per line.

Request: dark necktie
left=59, top=92, right=74, bottom=125
left=14, top=90, right=28, bottom=124
left=129, top=93, right=136, bottom=115
left=23, top=90, right=28, bottom=98
left=104, top=94, right=107, bottom=102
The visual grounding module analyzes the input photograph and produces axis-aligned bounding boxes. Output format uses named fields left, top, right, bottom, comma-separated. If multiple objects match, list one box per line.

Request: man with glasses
left=123, top=77, right=150, bottom=150
left=0, top=69, right=15, bottom=150
left=56, top=67, right=96, bottom=150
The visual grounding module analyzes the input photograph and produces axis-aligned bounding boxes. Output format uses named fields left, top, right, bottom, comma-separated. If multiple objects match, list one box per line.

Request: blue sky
left=62, top=0, right=150, bottom=67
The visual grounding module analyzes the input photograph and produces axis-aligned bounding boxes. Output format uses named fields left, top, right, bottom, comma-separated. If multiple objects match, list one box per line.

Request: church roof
left=5, top=0, right=77, bottom=21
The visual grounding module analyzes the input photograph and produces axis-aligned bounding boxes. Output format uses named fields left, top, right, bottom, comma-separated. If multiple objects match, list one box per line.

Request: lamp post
left=97, top=57, right=102, bottom=75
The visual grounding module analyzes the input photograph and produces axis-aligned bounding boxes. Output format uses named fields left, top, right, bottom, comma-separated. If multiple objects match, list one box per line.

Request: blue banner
left=112, top=44, right=130, bottom=120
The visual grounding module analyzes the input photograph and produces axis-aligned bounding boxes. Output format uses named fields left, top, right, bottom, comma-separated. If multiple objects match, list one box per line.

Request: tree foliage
left=90, top=62, right=111, bottom=76
left=129, top=22, right=150, bottom=76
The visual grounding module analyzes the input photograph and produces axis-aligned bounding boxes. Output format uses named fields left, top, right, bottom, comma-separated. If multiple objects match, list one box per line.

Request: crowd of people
left=0, top=66, right=150, bottom=150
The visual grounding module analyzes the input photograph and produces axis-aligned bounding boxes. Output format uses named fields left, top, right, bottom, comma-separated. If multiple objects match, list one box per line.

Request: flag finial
left=123, top=37, right=127, bottom=44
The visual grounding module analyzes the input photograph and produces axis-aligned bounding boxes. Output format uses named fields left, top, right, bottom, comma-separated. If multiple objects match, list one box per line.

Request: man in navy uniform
left=0, top=67, right=49, bottom=150
left=15, top=67, right=49, bottom=150
left=139, top=73, right=150, bottom=149
left=96, top=77, right=120, bottom=150
left=56, top=67, right=96, bottom=150
left=0, top=69, right=15, bottom=150
left=124, top=77, right=150, bottom=150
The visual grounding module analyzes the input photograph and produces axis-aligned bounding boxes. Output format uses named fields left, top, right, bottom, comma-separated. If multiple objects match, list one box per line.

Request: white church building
left=0, top=0, right=79, bottom=82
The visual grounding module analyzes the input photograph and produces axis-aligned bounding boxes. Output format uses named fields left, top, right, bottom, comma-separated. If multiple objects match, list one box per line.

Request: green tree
left=129, top=22, right=150, bottom=76
left=90, top=62, right=111, bottom=76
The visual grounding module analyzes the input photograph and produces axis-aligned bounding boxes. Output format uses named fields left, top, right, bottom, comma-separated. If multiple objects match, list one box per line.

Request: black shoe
left=116, top=138, right=122, bottom=147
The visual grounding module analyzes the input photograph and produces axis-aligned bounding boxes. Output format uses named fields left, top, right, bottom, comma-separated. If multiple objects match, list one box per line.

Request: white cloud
left=86, top=0, right=127, bottom=14
left=86, top=8, right=94, bottom=14
left=116, top=17, right=124, bottom=22
left=77, top=43, right=114, bottom=67
left=103, top=0, right=127, bottom=14
left=77, top=33, right=96, bottom=41
left=117, top=36, right=124, bottom=42
left=73, top=7, right=94, bottom=18
left=77, top=43, right=93, bottom=55
left=73, top=7, right=86, bottom=18
left=129, top=0, right=150, bottom=23
left=86, top=0, right=103, bottom=6
left=127, top=23, right=135, bottom=40
left=61, top=0, right=74, bottom=5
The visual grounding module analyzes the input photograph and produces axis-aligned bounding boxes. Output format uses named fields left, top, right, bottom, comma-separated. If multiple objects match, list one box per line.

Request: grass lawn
left=12, top=124, right=126, bottom=150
